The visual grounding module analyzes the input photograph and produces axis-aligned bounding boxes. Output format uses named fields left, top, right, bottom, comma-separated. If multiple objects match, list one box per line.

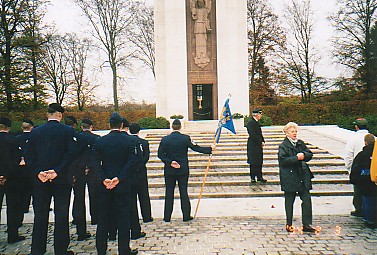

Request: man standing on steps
left=344, top=117, right=370, bottom=217
left=247, top=108, right=267, bottom=183
left=158, top=119, right=215, bottom=222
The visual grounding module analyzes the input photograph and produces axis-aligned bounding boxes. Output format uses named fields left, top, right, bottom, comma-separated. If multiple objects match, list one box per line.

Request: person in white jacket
left=344, top=118, right=370, bottom=217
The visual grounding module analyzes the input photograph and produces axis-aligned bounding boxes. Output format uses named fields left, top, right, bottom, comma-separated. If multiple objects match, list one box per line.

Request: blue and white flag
left=215, top=98, right=236, bottom=143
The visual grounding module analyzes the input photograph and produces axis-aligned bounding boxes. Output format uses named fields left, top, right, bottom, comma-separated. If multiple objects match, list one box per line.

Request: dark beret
left=109, top=112, right=123, bottom=124
left=81, top=118, right=93, bottom=126
left=122, top=118, right=129, bottom=127
left=172, top=119, right=181, bottom=126
left=252, top=108, right=263, bottom=114
left=129, top=123, right=141, bottom=134
left=22, top=119, right=34, bottom=126
left=48, top=103, right=65, bottom=113
left=0, top=117, right=11, bottom=127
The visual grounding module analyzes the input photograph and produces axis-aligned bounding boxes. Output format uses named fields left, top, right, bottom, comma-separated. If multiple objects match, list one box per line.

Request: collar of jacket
left=282, top=137, right=303, bottom=150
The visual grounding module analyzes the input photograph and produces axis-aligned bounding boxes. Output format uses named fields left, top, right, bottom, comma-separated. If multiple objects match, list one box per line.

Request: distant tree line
left=0, top=0, right=154, bottom=112
left=247, top=0, right=377, bottom=105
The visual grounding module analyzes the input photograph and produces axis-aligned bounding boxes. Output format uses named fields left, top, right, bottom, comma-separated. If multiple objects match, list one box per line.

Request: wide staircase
left=144, top=128, right=352, bottom=199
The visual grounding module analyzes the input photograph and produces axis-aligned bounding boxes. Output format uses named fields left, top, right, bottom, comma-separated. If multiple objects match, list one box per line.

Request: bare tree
left=247, top=0, right=285, bottom=105
left=128, top=1, right=155, bottom=78
left=41, top=34, right=71, bottom=104
left=63, top=33, right=97, bottom=111
left=0, top=0, right=29, bottom=111
left=21, top=0, right=48, bottom=109
left=279, top=0, right=319, bottom=103
left=329, top=0, right=377, bottom=97
left=74, top=0, right=136, bottom=111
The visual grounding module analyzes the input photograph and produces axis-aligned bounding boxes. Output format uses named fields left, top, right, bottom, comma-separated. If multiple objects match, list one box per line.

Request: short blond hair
left=283, top=122, right=299, bottom=133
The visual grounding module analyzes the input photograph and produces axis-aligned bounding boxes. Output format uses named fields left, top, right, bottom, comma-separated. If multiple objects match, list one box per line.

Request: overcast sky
left=44, top=0, right=346, bottom=104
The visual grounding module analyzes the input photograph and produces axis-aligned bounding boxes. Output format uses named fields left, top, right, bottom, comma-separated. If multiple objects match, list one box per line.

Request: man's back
left=25, top=120, right=77, bottom=181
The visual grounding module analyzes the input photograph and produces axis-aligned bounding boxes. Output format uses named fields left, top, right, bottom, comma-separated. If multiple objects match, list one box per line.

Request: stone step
left=145, top=160, right=345, bottom=170
left=148, top=190, right=353, bottom=199
left=145, top=154, right=342, bottom=163
left=144, top=178, right=349, bottom=188
left=147, top=169, right=349, bottom=178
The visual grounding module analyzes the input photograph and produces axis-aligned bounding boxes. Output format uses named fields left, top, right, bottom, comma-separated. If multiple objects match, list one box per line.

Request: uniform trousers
left=249, top=164, right=263, bottom=180
left=96, top=190, right=132, bottom=255
left=284, top=189, right=312, bottom=226
left=130, top=184, right=141, bottom=237
left=6, top=188, right=23, bottom=240
left=31, top=183, right=72, bottom=255
left=72, top=175, right=88, bottom=236
left=164, top=174, right=190, bottom=221
left=137, top=172, right=152, bottom=222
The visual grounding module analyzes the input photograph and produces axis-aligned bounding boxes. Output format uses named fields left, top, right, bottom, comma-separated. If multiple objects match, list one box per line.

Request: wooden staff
left=194, top=129, right=220, bottom=218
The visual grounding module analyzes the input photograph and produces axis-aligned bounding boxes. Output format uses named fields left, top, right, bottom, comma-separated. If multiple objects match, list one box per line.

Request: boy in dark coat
left=350, top=134, right=377, bottom=228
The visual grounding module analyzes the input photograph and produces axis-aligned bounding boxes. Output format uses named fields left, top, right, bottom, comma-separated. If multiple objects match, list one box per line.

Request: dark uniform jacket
left=278, top=137, right=313, bottom=192
left=158, top=131, right=212, bottom=176
left=17, top=132, right=32, bottom=178
left=92, top=130, right=139, bottom=193
left=132, top=135, right=150, bottom=181
left=247, top=117, right=264, bottom=165
left=25, top=120, right=77, bottom=185
left=67, top=130, right=100, bottom=181
left=0, top=132, right=22, bottom=190
left=350, top=144, right=377, bottom=196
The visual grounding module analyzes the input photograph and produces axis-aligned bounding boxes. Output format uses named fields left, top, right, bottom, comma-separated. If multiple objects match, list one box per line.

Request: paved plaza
left=1, top=125, right=376, bottom=254
left=0, top=213, right=376, bottom=254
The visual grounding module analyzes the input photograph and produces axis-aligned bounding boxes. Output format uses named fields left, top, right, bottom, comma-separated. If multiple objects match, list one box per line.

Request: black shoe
left=250, top=179, right=256, bottom=184
left=66, top=251, right=74, bottom=255
left=257, top=178, right=267, bottom=183
left=131, top=231, right=146, bottom=240
left=365, top=222, right=376, bottom=229
left=78, top=232, right=91, bottom=241
left=350, top=210, right=363, bottom=217
left=183, top=216, right=194, bottom=222
left=8, top=235, right=25, bottom=244
left=302, top=225, right=317, bottom=233
left=285, top=225, right=294, bottom=233
left=108, top=235, right=116, bottom=241
left=163, top=218, right=171, bottom=222
left=126, top=248, right=138, bottom=255
left=143, top=217, right=154, bottom=223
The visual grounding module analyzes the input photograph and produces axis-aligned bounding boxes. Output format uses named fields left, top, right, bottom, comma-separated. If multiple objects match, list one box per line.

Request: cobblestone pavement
left=1, top=215, right=376, bottom=255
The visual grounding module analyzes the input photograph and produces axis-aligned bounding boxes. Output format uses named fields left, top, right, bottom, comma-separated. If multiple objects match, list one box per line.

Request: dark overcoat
left=350, top=144, right=377, bottom=196
left=278, top=137, right=313, bottom=192
left=246, top=117, right=264, bottom=166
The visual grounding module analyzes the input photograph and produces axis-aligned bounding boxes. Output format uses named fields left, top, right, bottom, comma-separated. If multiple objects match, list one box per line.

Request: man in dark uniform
left=123, top=119, right=147, bottom=240
left=158, top=119, right=215, bottom=222
left=66, top=116, right=96, bottom=241
left=25, top=103, right=77, bottom=255
left=17, top=119, right=34, bottom=215
left=93, top=112, right=138, bottom=255
left=247, top=108, right=267, bottom=183
left=129, top=122, right=153, bottom=223
left=79, top=118, right=100, bottom=226
left=0, top=117, right=24, bottom=244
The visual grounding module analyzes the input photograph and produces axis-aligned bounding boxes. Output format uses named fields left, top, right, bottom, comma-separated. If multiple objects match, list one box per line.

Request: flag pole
left=194, top=132, right=219, bottom=218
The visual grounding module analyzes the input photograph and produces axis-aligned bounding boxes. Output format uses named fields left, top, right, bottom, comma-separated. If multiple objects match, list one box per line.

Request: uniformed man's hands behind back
left=171, top=161, right=180, bottom=169
left=0, top=176, right=6, bottom=186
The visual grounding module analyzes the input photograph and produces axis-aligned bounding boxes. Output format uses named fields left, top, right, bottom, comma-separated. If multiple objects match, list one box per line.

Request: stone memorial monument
left=155, top=0, right=249, bottom=121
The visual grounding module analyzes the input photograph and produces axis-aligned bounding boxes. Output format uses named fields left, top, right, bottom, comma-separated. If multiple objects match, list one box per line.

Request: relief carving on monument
left=190, top=0, right=211, bottom=69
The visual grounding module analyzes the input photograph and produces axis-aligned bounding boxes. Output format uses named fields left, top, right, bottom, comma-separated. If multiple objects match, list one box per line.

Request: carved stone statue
left=190, top=0, right=211, bottom=68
